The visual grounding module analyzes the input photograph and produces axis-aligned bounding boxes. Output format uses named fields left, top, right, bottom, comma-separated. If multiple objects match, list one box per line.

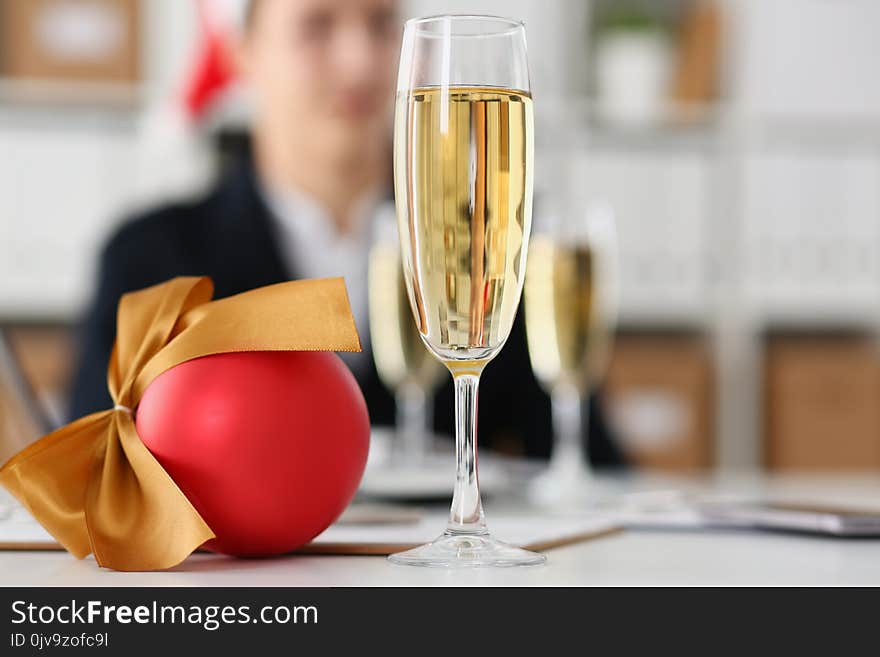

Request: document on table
left=616, top=501, right=880, bottom=537
left=0, top=502, right=622, bottom=556
left=305, top=512, right=622, bottom=554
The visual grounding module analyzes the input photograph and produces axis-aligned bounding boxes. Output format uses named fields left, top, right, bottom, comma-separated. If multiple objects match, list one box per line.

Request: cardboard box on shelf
left=604, top=333, right=714, bottom=471
left=764, top=334, right=880, bottom=471
left=0, top=0, right=140, bottom=83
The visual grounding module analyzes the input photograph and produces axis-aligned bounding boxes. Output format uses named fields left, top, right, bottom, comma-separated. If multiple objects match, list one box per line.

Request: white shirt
left=262, top=184, right=390, bottom=377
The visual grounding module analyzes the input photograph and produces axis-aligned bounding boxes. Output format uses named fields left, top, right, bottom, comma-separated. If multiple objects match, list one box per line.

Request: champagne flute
left=368, top=211, right=444, bottom=466
left=390, top=14, right=543, bottom=567
left=525, top=198, right=618, bottom=505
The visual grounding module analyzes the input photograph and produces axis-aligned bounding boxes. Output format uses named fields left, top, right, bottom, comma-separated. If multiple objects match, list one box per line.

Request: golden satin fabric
left=0, top=276, right=361, bottom=571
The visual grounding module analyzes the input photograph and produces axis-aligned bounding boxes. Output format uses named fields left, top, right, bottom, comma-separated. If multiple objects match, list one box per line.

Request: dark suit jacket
left=69, top=155, right=623, bottom=465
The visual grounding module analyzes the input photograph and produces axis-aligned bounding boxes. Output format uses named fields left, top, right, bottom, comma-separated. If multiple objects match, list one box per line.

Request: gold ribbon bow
left=0, top=276, right=361, bottom=571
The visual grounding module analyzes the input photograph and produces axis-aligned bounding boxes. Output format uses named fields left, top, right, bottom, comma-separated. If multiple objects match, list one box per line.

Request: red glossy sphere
left=135, top=350, right=369, bottom=556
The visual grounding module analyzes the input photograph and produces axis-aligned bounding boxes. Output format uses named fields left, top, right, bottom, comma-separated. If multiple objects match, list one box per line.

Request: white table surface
left=2, top=472, right=880, bottom=586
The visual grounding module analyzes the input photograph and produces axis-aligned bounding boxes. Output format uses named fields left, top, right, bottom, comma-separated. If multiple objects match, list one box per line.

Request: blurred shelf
left=746, top=115, right=880, bottom=151
left=617, top=307, right=711, bottom=331
left=0, top=302, right=82, bottom=326
left=537, top=96, right=722, bottom=153
left=0, top=77, right=143, bottom=106
left=0, top=78, right=143, bottom=130
left=536, top=97, right=880, bottom=155
left=754, top=307, right=880, bottom=333
left=617, top=302, right=880, bottom=335
left=581, top=121, right=720, bottom=153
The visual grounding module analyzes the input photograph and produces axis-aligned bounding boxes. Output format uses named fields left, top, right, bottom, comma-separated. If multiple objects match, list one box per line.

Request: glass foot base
left=388, top=532, right=547, bottom=568
left=528, top=466, right=595, bottom=508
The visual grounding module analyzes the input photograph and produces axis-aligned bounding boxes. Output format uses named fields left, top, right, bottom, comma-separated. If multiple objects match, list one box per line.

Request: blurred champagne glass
left=368, top=212, right=444, bottom=466
left=525, top=198, right=618, bottom=505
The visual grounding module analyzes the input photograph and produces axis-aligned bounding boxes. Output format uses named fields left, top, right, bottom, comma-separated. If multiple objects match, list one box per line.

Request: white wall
left=0, top=109, right=138, bottom=317
left=0, top=0, right=200, bottom=319
left=1, top=0, right=879, bottom=342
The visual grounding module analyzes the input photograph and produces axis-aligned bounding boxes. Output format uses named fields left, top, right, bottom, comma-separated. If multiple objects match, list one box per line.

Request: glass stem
left=549, top=382, right=590, bottom=476
left=446, top=370, right=487, bottom=535
left=396, top=382, right=428, bottom=466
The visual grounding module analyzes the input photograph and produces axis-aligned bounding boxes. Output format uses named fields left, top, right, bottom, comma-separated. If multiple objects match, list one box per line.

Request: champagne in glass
left=526, top=239, right=615, bottom=392
left=368, top=224, right=443, bottom=465
left=389, top=15, right=543, bottom=567
left=397, top=86, right=532, bottom=361
left=525, top=202, right=618, bottom=504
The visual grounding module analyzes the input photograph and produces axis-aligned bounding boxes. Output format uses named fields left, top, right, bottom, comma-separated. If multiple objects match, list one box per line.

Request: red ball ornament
left=135, top=350, right=369, bottom=557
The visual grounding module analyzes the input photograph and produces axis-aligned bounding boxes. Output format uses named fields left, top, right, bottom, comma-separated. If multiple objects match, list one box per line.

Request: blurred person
left=70, top=0, right=622, bottom=465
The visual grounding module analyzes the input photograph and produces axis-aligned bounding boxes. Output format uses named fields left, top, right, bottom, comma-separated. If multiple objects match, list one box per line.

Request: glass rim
left=404, top=13, right=525, bottom=36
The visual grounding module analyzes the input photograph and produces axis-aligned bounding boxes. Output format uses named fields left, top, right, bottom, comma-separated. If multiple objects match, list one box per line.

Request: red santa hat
left=182, top=0, right=246, bottom=121
left=131, top=1, right=249, bottom=206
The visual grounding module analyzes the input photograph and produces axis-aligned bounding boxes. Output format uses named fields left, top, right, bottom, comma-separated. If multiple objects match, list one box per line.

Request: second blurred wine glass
left=525, top=196, right=618, bottom=506
left=368, top=211, right=443, bottom=466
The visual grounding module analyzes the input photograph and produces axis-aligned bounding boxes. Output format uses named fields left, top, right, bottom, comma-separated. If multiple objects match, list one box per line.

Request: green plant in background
left=595, top=3, right=671, bottom=36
